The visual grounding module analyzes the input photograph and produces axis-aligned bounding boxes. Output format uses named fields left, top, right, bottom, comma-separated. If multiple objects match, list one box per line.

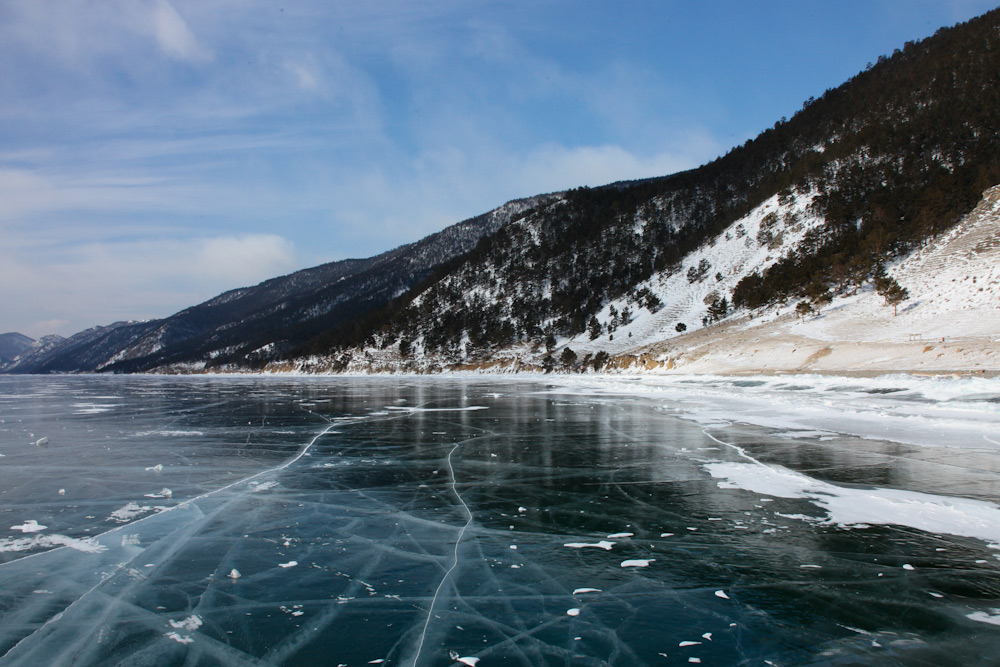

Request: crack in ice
left=409, top=440, right=475, bottom=667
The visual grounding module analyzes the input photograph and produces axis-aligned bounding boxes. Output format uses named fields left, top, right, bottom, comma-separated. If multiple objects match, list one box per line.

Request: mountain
left=275, top=9, right=1000, bottom=373
left=8, top=9, right=1000, bottom=376
left=0, top=333, right=33, bottom=365
left=2, top=195, right=553, bottom=374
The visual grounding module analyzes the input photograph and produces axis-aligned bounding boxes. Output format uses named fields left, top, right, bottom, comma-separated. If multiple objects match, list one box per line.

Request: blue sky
left=2, top=0, right=997, bottom=338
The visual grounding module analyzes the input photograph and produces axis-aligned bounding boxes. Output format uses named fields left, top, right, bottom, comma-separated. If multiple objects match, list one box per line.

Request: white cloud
left=194, top=234, right=297, bottom=282
left=153, top=0, right=212, bottom=64
left=513, top=139, right=723, bottom=193
left=0, top=234, right=298, bottom=337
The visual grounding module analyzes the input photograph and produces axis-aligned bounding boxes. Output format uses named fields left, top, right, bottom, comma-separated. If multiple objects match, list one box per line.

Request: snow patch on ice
left=0, top=533, right=106, bottom=554
left=109, top=502, right=154, bottom=523
left=169, top=615, right=203, bottom=631
left=249, top=481, right=279, bottom=492
left=967, top=610, right=1000, bottom=626
left=704, top=460, right=1000, bottom=544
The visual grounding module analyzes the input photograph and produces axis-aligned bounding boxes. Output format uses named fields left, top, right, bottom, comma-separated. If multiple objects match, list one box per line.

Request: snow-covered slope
left=633, top=186, right=1000, bottom=375
left=796, top=184, right=1000, bottom=342
left=562, top=189, right=823, bottom=357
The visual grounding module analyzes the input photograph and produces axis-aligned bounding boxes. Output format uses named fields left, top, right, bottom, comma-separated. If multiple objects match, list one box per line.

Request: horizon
left=2, top=0, right=997, bottom=339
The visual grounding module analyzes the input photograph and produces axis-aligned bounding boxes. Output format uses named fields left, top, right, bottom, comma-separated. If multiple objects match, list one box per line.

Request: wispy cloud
left=153, top=0, right=212, bottom=64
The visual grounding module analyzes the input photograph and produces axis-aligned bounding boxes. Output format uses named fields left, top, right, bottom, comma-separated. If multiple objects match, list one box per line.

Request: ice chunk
left=621, top=559, right=654, bottom=568
left=229, top=568, right=241, bottom=580
left=457, top=659, right=480, bottom=666
left=566, top=608, right=580, bottom=616
left=165, top=632, right=194, bottom=644
left=679, top=640, right=702, bottom=646
left=715, top=590, right=730, bottom=599
left=572, top=588, right=601, bottom=594
left=564, top=541, right=615, bottom=550
left=278, top=560, right=298, bottom=568
left=607, top=532, right=634, bottom=538
left=35, top=437, right=49, bottom=448
left=145, top=464, right=163, bottom=472
left=10, top=520, right=46, bottom=533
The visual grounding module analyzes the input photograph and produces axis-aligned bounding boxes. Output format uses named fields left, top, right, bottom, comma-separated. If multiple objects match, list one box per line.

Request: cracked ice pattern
left=0, top=375, right=999, bottom=665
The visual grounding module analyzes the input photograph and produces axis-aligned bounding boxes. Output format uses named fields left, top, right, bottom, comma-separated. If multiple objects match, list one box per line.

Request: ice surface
left=0, top=375, right=998, bottom=666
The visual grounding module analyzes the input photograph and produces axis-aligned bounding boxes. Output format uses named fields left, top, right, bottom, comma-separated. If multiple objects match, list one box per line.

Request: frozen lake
left=1, top=374, right=999, bottom=666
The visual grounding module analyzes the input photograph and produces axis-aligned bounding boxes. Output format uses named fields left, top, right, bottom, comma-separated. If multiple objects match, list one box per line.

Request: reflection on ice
left=0, top=374, right=998, bottom=666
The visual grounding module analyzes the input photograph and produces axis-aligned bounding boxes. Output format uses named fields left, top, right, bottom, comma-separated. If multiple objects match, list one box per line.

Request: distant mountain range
left=5, top=8, right=1000, bottom=375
